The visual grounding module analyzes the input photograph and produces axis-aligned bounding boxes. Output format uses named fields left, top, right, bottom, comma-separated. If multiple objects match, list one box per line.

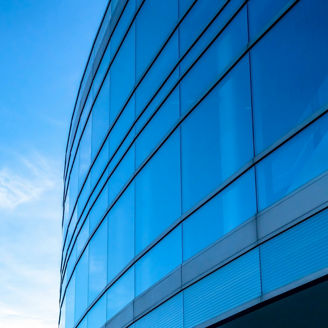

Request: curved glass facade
left=60, top=0, right=328, bottom=327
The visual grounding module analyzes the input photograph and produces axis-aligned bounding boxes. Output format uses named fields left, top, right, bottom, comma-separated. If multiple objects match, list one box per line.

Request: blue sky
left=0, top=1, right=108, bottom=327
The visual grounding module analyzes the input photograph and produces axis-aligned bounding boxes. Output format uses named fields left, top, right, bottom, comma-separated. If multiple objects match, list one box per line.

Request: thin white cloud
left=0, top=153, right=57, bottom=210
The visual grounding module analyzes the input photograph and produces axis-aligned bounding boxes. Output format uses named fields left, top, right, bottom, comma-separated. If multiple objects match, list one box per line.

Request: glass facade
left=60, top=0, right=328, bottom=327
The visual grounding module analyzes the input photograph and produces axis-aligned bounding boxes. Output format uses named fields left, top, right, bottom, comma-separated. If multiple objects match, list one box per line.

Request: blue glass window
left=136, top=227, right=182, bottom=296
left=107, top=185, right=135, bottom=282
left=110, top=25, right=135, bottom=126
left=135, top=131, right=181, bottom=254
left=257, top=114, right=328, bottom=210
left=109, top=95, right=135, bottom=160
left=135, top=33, right=179, bottom=116
left=92, top=75, right=110, bottom=159
left=88, top=219, right=108, bottom=303
left=136, top=89, right=179, bottom=167
left=89, top=184, right=108, bottom=233
left=65, top=275, right=75, bottom=328
left=136, top=0, right=178, bottom=80
left=180, top=7, right=248, bottom=115
left=181, top=57, right=253, bottom=212
left=74, top=248, right=88, bottom=322
left=251, top=0, right=328, bottom=153
left=248, top=0, right=290, bottom=39
left=179, top=0, right=226, bottom=54
left=79, top=120, right=91, bottom=189
left=106, top=268, right=134, bottom=321
left=183, top=169, right=257, bottom=260
left=108, top=146, right=135, bottom=204
left=87, top=294, right=106, bottom=328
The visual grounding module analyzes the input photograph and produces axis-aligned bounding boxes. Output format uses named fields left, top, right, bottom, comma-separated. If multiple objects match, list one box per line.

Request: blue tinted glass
left=77, top=176, right=90, bottom=219
left=135, top=293, right=183, bottom=328
left=183, top=169, right=256, bottom=260
left=251, top=0, right=328, bottom=153
left=92, top=75, right=110, bottom=159
left=181, top=57, right=253, bottom=212
left=180, top=0, right=245, bottom=76
left=88, top=219, right=107, bottom=303
left=257, top=114, right=328, bottom=210
left=107, top=185, right=134, bottom=282
left=89, top=184, right=108, bottom=233
left=106, top=268, right=134, bottom=321
left=91, top=138, right=110, bottom=189
left=76, top=218, right=89, bottom=255
left=108, top=146, right=135, bottom=204
left=136, top=0, right=178, bottom=79
left=136, top=88, right=180, bottom=167
left=180, top=7, right=248, bottom=115
left=261, top=210, right=328, bottom=294
left=79, top=120, right=91, bottom=189
left=65, top=275, right=75, bottom=328
left=69, top=161, right=79, bottom=219
left=110, top=0, right=136, bottom=57
left=109, top=95, right=135, bottom=159
left=87, top=294, right=106, bottom=328
left=183, top=249, right=261, bottom=328
left=135, top=33, right=179, bottom=116
left=179, top=0, right=226, bottom=54
left=248, top=0, right=290, bottom=39
left=75, top=248, right=88, bottom=322
left=136, top=227, right=182, bottom=296
left=135, top=132, right=181, bottom=254
left=77, top=317, right=87, bottom=328
left=110, top=25, right=135, bottom=126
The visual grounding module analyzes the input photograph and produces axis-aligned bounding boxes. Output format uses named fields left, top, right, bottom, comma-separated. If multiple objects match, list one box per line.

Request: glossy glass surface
left=257, top=114, right=328, bottom=210
left=135, top=227, right=182, bottom=296
left=61, top=1, right=328, bottom=327
left=106, top=268, right=135, bottom=321
left=107, top=185, right=135, bottom=282
left=135, top=132, right=181, bottom=254
left=88, top=219, right=107, bottom=303
left=251, top=0, right=328, bottom=153
left=181, top=57, right=253, bottom=212
left=183, top=169, right=257, bottom=260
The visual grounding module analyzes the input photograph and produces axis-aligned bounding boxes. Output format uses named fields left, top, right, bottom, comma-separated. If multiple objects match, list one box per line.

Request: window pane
left=251, top=0, right=328, bottom=153
left=65, top=275, right=75, bottom=328
left=110, top=25, right=135, bottom=126
left=79, top=120, right=91, bottom=189
left=107, top=185, right=134, bottom=282
left=92, top=75, right=110, bottom=159
left=106, top=268, right=134, bottom=321
left=136, top=227, right=182, bottom=296
left=183, top=169, right=257, bottom=261
left=75, top=248, right=88, bottom=322
left=248, top=0, right=290, bottom=39
left=136, top=89, right=179, bottom=167
left=136, top=0, right=178, bottom=80
left=136, top=131, right=181, bottom=254
left=181, top=57, right=253, bottom=212
left=135, top=33, right=179, bottom=116
left=88, top=219, right=108, bottom=303
left=257, top=114, right=328, bottom=211
left=87, top=294, right=106, bottom=328
left=180, top=7, right=248, bottom=115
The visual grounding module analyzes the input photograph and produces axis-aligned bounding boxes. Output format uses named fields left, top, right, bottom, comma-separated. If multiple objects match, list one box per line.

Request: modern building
left=59, top=0, right=328, bottom=327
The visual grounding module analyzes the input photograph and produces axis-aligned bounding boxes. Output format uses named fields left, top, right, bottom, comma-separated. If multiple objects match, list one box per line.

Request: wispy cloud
left=0, top=153, right=57, bottom=210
